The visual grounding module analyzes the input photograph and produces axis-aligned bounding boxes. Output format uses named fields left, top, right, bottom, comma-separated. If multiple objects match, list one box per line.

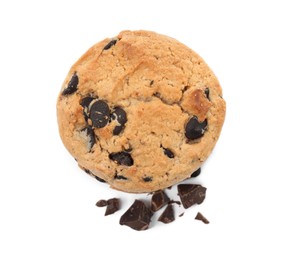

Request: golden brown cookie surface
left=57, top=30, right=225, bottom=193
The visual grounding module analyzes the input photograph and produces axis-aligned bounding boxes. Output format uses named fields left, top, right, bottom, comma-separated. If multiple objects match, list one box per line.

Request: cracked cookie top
left=57, top=30, right=226, bottom=193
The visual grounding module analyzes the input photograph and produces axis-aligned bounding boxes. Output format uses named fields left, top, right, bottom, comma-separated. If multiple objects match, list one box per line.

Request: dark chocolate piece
left=163, top=148, right=174, bottom=158
left=204, top=88, right=210, bottom=100
left=105, top=198, right=120, bottom=216
left=177, top=184, right=207, bottom=209
left=119, top=200, right=152, bottom=231
left=109, top=151, right=134, bottom=166
left=103, top=39, right=117, bottom=50
left=191, top=168, right=201, bottom=178
left=96, top=199, right=107, bottom=207
left=179, top=212, right=185, bottom=217
left=94, top=175, right=106, bottom=183
left=62, top=72, right=79, bottom=95
left=195, top=212, right=209, bottom=224
left=143, top=176, right=152, bottom=182
left=158, top=204, right=175, bottom=224
left=151, top=190, right=170, bottom=212
left=81, top=126, right=96, bottom=149
left=185, top=116, right=208, bottom=140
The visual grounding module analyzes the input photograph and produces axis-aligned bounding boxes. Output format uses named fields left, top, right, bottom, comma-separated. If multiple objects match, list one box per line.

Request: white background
left=0, top=0, right=281, bottom=259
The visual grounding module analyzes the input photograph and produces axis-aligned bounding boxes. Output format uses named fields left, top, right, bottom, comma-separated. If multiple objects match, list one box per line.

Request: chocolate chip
left=109, top=152, right=134, bottom=166
left=90, top=100, right=110, bottom=128
left=111, top=107, right=127, bottom=124
left=96, top=199, right=107, bottom=207
left=84, top=168, right=91, bottom=174
left=81, top=126, right=96, bottom=149
left=114, top=173, right=128, bottom=180
left=191, top=168, right=201, bottom=178
left=105, top=198, right=120, bottom=216
left=177, top=184, right=207, bottom=209
left=195, top=212, right=209, bottom=224
left=151, top=190, right=170, bottom=212
left=185, top=116, right=208, bottom=140
left=119, top=200, right=152, bottom=231
left=94, top=175, right=106, bottom=183
left=113, top=125, right=124, bottom=135
left=204, top=88, right=210, bottom=100
left=62, top=72, right=79, bottom=95
left=163, top=148, right=174, bottom=158
left=103, top=39, right=117, bottom=50
left=80, top=97, right=94, bottom=108
left=158, top=204, right=175, bottom=224
left=111, top=107, right=127, bottom=135
left=83, top=168, right=106, bottom=182
left=143, top=176, right=152, bottom=182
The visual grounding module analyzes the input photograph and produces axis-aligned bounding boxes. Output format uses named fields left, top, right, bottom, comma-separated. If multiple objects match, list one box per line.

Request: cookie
left=57, top=30, right=225, bottom=193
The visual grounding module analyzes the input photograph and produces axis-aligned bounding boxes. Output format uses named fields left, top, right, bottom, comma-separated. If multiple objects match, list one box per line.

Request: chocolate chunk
left=185, top=116, right=208, bottom=140
left=151, top=190, right=170, bottom=212
left=109, top=152, right=134, bottom=166
left=143, top=176, right=152, bottom=182
left=82, top=126, right=96, bottom=149
left=191, top=168, right=201, bottom=178
left=96, top=199, right=107, bottom=207
left=103, top=39, right=117, bottom=50
left=62, top=72, right=79, bottom=95
left=158, top=204, right=175, bottom=224
left=204, top=88, right=210, bottom=100
left=119, top=200, right=152, bottom=231
left=163, top=148, right=174, bottom=158
left=94, top=175, right=106, bottom=183
left=195, top=212, right=209, bottom=224
left=105, top=198, right=120, bottom=216
left=179, top=212, right=184, bottom=217
left=114, top=173, right=128, bottom=180
left=177, top=184, right=207, bottom=209
left=90, top=100, right=110, bottom=128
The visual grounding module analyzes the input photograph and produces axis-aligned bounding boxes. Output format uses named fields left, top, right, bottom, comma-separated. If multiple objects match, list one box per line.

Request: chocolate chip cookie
left=57, top=30, right=226, bottom=193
